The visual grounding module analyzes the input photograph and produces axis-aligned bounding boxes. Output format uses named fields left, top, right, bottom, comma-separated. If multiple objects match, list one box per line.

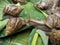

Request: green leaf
left=0, top=19, right=9, bottom=31
left=0, top=37, right=12, bottom=45
left=37, top=36, right=44, bottom=45
left=37, top=30, right=48, bottom=45
left=8, top=29, right=31, bottom=45
left=27, top=0, right=42, bottom=4
left=20, top=2, right=46, bottom=21
left=35, top=6, right=48, bottom=17
left=28, top=29, right=36, bottom=45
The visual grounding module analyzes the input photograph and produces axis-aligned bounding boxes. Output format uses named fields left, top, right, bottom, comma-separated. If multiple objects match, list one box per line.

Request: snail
left=28, top=15, right=60, bottom=29
left=3, top=3, right=23, bottom=17
left=35, top=0, right=60, bottom=15
left=35, top=0, right=59, bottom=10
left=5, top=17, right=26, bottom=36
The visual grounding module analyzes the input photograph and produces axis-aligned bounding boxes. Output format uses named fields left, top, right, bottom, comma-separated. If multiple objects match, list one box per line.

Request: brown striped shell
left=3, top=4, right=23, bottom=17
left=35, top=0, right=59, bottom=10
left=44, top=15, right=60, bottom=29
left=5, top=17, right=26, bottom=36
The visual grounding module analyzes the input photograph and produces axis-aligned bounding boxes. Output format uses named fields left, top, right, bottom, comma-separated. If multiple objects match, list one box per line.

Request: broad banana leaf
left=0, top=0, right=48, bottom=45
left=28, top=29, right=48, bottom=45
left=20, top=2, right=46, bottom=21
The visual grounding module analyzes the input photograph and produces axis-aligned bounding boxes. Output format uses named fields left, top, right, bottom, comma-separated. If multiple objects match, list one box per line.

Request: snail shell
left=3, top=4, right=23, bottom=17
left=5, top=17, right=26, bottom=36
left=44, top=15, right=60, bottom=29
